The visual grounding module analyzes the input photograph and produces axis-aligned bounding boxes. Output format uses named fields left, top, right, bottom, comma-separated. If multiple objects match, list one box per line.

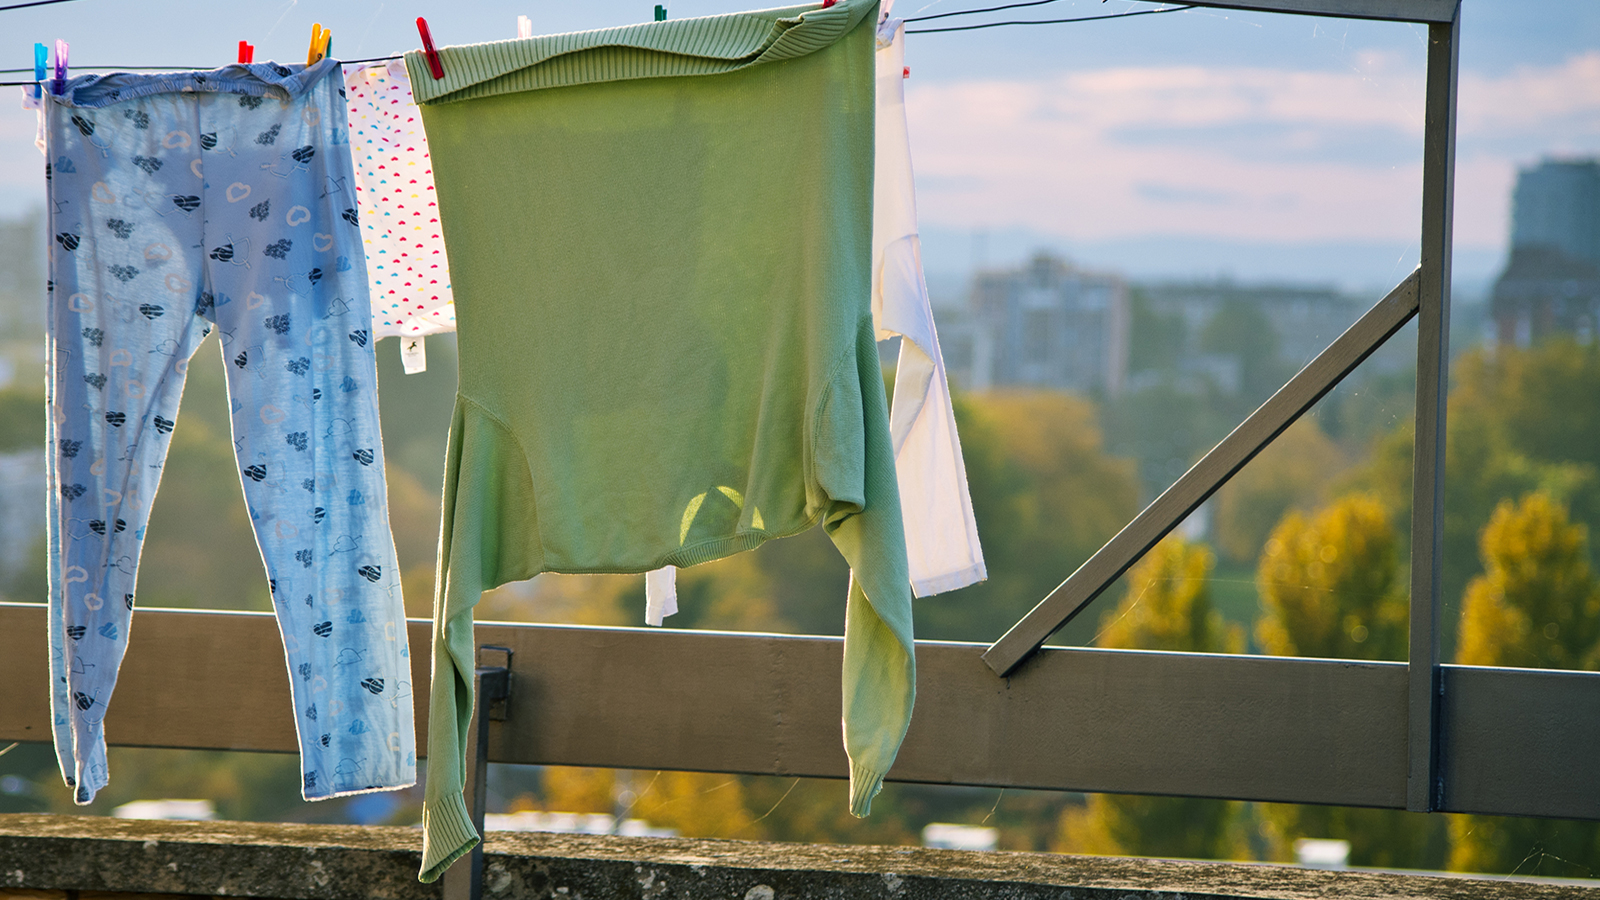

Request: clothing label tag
left=401, top=337, right=427, bottom=374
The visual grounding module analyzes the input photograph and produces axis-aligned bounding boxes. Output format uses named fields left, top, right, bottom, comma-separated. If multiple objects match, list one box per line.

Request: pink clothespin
left=416, top=18, right=445, bottom=80
left=52, top=39, right=68, bottom=94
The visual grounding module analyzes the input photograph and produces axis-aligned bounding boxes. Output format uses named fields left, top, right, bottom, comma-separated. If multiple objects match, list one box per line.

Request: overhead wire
left=0, top=0, right=1194, bottom=84
left=907, top=3, right=1195, bottom=33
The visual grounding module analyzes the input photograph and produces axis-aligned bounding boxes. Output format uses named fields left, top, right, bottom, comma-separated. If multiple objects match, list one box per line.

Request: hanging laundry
left=344, top=59, right=454, bottom=374
left=404, top=0, right=911, bottom=881
left=42, top=60, right=415, bottom=805
left=872, top=15, right=986, bottom=597
left=642, top=6, right=989, bottom=623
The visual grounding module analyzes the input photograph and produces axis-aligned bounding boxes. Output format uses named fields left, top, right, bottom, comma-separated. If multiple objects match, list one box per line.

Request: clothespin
left=517, top=15, right=533, bottom=38
left=903, top=66, right=910, bottom=78
left=238, top=40, right=255, bottom=64
left=654, top=5, right=666, bottom=21
left=32, top=43, right=46, bottom=99
left=52, top=40, right=67, bottom=94
left=416, top=17, right=444, bottom=80
left=822, top=0, right=837, bottom=6
left=306, top=23, right=332, bottom=66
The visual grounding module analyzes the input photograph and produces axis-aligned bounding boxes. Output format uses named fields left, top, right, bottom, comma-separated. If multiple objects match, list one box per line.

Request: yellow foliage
left=1055, top=793, right=1249, bottom=861
left=540, top=766, right=619, bottom=814
left=1213, top=418, right=1348, bottom=564
left=1255, top=493, right=1405, bottom=661
left=628, top=770, right=762, bottom=839
left=1096, top=537, right=1239, bottom=655
left=1457, top=492, right=1600, bottom=670
left=1058, top=537, right=1244, bottom=861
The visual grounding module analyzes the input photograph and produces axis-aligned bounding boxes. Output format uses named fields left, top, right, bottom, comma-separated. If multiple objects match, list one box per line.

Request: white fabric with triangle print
left=345, top=60, right=455, bottom=374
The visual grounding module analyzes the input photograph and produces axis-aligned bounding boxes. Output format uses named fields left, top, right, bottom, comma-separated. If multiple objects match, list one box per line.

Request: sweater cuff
left=849, top=761, right=887, bottom=817
left=419, top=788, right=480, bottom=883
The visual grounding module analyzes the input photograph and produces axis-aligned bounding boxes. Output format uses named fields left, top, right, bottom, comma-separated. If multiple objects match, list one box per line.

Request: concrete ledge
left=0, top=814, right=1594, bottom=900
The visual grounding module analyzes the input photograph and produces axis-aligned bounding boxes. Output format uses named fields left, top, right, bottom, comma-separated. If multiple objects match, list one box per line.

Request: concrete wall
left=1, top=814, right=1595, bottom=900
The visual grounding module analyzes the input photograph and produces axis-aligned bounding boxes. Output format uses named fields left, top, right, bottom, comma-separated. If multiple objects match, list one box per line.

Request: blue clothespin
left=52, top=39, right=68, bottom=94
left=32, top=43, right=46, bottom=99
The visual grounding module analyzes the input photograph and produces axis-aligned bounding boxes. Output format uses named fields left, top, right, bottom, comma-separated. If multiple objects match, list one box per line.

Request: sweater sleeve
left=420, top=398, right=541, bottom=882
left=813, top=316, right=917, bottom=816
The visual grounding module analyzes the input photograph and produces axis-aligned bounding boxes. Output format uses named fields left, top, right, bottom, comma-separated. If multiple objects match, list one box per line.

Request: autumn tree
left=1254, top=493, right=1444, bottom=869
left=918, top=390, right=1140, bottom=644
left=1449, top=493, right=1600, bottom=876
left=1055, top=537, right=1248, bottom=861
left=1212, top=418, right=1348, bottom=565
left=1255, top=492, right=1407, bottom=662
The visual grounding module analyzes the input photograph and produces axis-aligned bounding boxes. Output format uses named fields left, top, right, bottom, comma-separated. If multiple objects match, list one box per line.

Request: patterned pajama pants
left=44, top=60, right=415, bottom=803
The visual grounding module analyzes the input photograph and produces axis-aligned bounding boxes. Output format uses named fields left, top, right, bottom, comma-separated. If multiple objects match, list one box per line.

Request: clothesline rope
left=0, top=1, right=1192, bottom=82
left=906, top=3, right=1193, bottom=32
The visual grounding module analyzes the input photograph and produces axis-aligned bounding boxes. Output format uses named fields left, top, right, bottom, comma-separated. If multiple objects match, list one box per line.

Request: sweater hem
left=848, top=761, right=887, bottom=817
left=419, top=789, right=480, bottom=883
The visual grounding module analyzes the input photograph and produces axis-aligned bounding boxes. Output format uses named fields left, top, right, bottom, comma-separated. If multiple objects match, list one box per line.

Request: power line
left=906, top=3, right=1194, bottom=34
left=0, top=0, right=84, bottom=12
left=907, top=0, right=1081, bottom=24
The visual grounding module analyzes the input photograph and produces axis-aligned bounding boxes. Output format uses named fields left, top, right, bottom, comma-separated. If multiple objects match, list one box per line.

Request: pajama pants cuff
left=418, top=789, right=480, bottom=883
left=848, top=760, right=887, bottom=817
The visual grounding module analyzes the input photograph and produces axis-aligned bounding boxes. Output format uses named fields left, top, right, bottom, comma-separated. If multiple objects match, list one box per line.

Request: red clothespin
left=416, top=17, right=445, bottom=80
left=238, top=41, right=255, bottom=64
left=822, top=0, right=837, bottom=6
left=903, top=66, right=910, bottom=79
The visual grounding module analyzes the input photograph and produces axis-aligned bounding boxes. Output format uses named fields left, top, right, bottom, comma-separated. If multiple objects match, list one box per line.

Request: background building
left=1492, top=159, right=1600, bottom=345
left=943, top=253, right=1130, bottom=396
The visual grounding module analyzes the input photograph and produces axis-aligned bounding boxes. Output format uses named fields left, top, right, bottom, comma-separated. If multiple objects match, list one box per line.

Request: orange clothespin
left=306, top=23, right=332, bottom=66
left=238, top=41, right=255, bottom=64
left=416, top=18, right=444, bottom=80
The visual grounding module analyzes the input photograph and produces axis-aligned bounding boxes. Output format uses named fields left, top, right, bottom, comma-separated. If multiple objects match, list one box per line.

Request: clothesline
left=0, top=0, right=1195, bottom=83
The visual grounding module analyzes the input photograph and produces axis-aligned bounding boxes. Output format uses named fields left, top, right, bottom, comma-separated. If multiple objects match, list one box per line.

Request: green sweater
left=406, top=0, right=913, bottom=882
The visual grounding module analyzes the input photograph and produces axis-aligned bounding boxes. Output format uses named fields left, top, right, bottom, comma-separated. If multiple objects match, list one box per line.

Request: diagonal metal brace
left=982, top=268, right=1422, bottom=678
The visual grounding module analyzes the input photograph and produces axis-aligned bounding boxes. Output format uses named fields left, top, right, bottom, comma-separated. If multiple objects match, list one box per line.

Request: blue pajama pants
left=44, top=61, right=415, bottom=803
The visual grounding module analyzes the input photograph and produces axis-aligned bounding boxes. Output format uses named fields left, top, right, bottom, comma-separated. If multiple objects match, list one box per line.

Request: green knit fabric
left=406, top=2, right=871, bottom=104
left=407, top=0, right=913, bottom=884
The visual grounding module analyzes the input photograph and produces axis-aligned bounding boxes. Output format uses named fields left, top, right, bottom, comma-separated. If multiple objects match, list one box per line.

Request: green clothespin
left=654, top=5, right=666, bottom=20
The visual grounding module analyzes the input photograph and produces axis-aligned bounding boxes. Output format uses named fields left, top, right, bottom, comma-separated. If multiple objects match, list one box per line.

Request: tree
left=1212, top=418, right=1348, bottom=566
left=1449, top=492, right=1600, bottom=876
left=1253, top=493, right=1444, bottom=869
left=1349, top=340, right=1600, bottom=662
left=1055, top=538, right=1248, bottom=861
left=1457, top=492, right=1600, bottom=671
left=1255, top=493, right=1407, bottom=662
left=918, top=390, right=1140, bottom=644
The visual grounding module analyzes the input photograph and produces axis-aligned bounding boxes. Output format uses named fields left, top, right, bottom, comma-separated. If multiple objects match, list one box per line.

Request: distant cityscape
left=1, top=157, right=1597, bottom=596
left=922, top=156, right=1600, bottom=398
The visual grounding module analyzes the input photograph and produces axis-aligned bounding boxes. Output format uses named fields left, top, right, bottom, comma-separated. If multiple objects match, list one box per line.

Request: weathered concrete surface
left=0, top=814, right=1594, bottom=900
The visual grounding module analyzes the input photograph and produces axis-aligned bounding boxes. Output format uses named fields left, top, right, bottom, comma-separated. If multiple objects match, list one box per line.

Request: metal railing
left=4, top=2, right=1595, bottom=899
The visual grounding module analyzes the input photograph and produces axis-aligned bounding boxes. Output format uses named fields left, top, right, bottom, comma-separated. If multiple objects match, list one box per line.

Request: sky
left=0, top=0, right=1594, bottom=291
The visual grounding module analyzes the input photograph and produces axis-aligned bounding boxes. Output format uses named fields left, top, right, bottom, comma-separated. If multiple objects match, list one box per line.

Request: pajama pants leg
left=45, top=62, right=415, bottom=804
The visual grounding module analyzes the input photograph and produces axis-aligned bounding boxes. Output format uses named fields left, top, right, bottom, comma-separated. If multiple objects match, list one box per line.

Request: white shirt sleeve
left=872, top=19, right=987, bottom=597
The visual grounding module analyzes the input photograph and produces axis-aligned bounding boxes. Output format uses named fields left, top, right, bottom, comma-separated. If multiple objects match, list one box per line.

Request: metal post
left=1408, top=4, right=1459, bottom=813
left=441, top=647, right=513, bottom=900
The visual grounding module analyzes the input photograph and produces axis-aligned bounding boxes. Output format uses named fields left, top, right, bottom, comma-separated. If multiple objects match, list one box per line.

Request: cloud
left=905, top=51, right=1600, bottom=249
